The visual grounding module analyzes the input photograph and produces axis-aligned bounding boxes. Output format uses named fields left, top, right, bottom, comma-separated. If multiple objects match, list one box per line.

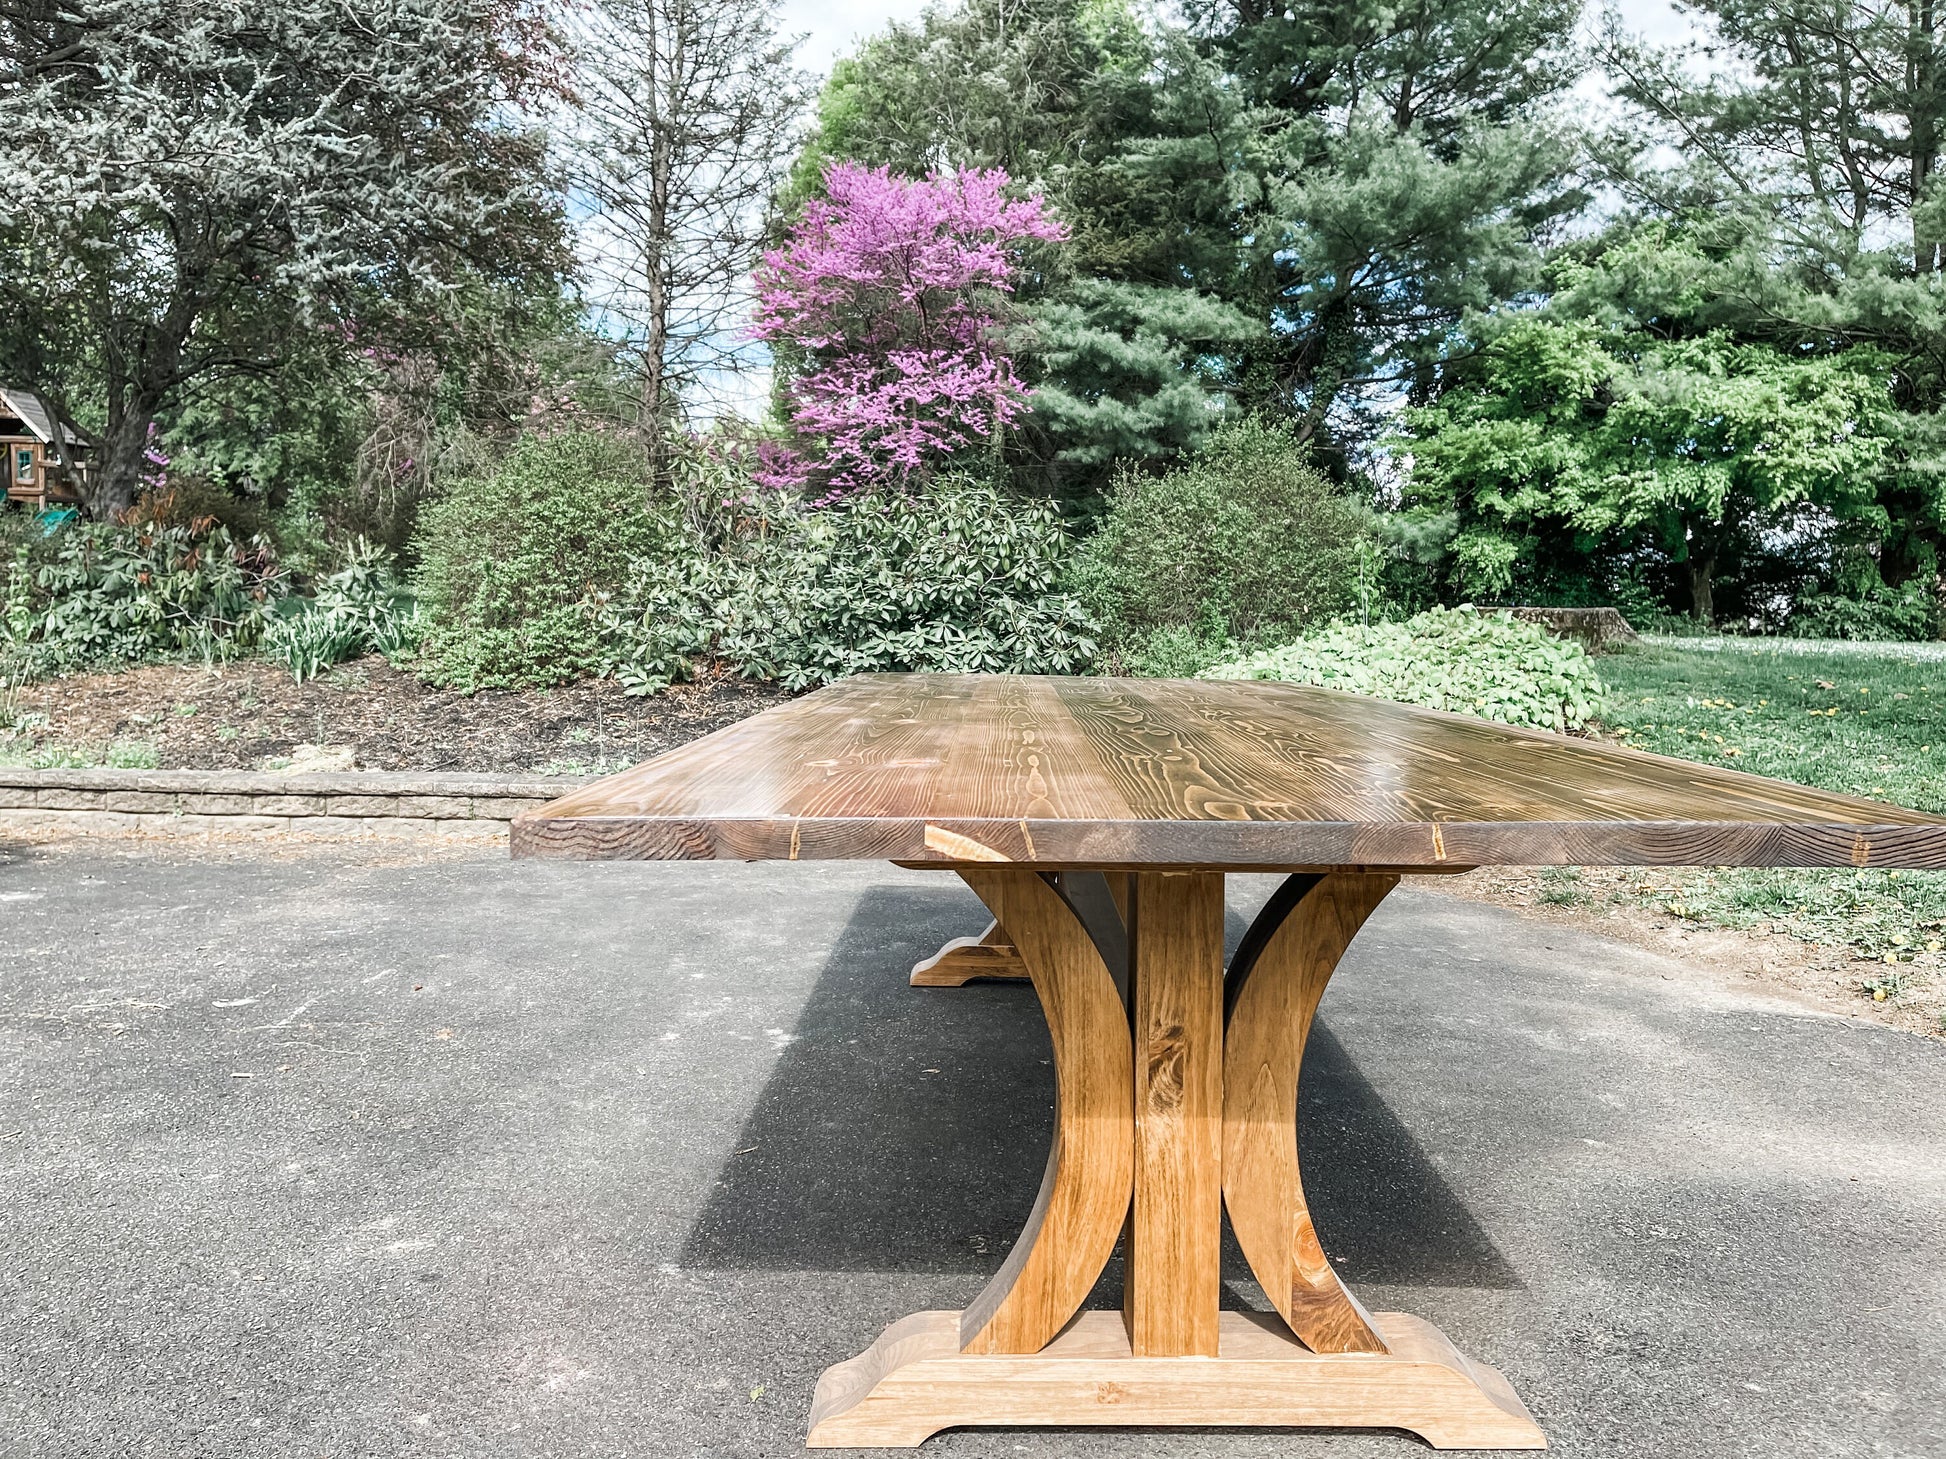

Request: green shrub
left=1069, top=418, right=1375, bottom=671
left=1788, top=583, right=1939, bottom=642
left=413, top=431, right=682, bottom=690
left=2, top=517, right=284, bottom=673
left=1203, top=606, right=1604, bottom=733
left=594, top=477, right=1098, bottom=693
left=263, top=540, right=424, bottom=682
left=128, top=476, right=275, bottom=543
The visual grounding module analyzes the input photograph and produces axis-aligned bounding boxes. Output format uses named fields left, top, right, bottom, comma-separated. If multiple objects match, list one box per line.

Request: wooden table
left=515, top=674, right=1946, bottom=1450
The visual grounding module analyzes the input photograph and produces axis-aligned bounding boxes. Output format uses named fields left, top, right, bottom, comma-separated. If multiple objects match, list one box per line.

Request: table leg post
left=1124, top=871, right=1225, bottom=1357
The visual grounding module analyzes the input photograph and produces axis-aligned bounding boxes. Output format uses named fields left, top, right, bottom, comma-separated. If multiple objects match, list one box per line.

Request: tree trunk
left=640, top=121, right=672, bottom=455
left=1686, top=549, right=1717, bottom=625
left=93, top=264, right=187, bottom=518
left=638, top=0, right=678, bottom=495
left=90, top=401, right=156, bottom=519
left=1914, top=0, right=1940, bottom=271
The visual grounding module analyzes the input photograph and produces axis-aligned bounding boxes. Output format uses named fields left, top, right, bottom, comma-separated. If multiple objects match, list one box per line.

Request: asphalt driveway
left=1, top=842, right=1941, bottom=1458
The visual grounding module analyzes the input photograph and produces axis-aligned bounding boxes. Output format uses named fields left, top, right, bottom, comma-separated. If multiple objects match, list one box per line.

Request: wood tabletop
left=511, top=673, right=1946, bottom=870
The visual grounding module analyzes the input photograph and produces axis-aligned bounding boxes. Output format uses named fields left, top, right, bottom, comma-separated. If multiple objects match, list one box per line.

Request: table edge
left=508, top=811, right=1946, bottom=870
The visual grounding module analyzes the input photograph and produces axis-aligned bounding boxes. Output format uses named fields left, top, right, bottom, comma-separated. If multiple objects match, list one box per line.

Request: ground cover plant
left=0, top=737, right=160, bottom=770
left=1203, top=606, right=1603, bottom=733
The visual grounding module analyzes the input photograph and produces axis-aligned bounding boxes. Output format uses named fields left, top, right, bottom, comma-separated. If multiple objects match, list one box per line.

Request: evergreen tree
left=793, top=0, right=1587, bottom=481
left=1134, top=0, right=1588, bottom=460
left=1588, top=0, right=1946, bottom=589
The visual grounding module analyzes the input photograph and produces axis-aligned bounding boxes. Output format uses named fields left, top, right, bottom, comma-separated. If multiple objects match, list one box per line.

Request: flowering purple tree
left=751, top=163, right=1064, bottom=492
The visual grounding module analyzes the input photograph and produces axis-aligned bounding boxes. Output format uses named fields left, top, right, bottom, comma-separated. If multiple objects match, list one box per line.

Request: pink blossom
left=752, top=164, right=1065, bottom=491
left=139, top=422, right=170, bottom=493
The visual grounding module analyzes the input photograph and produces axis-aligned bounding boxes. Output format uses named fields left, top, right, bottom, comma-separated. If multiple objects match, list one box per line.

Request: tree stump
left=1507, top=606, right=1639, bottom=652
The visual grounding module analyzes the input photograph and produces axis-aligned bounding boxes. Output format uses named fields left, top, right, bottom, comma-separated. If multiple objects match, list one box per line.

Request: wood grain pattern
left=805, top=1308, right=1547, bottom=1449
left=512, top=673, right=1946, bottom=869
left=908, top=920, right=1029, bottom=986
left=953, top=870, right=1134, bottom=1355
left=1223, top=872, right=1399, bottom=1355
left=1123, top=872, right=1225, bottom=1358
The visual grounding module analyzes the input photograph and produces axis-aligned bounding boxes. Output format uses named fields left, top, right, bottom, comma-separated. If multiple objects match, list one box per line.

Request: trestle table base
left=814, top=867, right=1548, bottom=1451
left=807, top=1308, right=1545, bottom=1449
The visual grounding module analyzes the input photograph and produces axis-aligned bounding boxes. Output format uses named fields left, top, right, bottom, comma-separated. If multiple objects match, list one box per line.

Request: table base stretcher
left=810, top=867, right=1546, bottom=1450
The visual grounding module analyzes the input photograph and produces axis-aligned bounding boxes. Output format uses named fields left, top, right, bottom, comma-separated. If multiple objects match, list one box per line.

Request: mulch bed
left=7, top=658, right=791, bottom=774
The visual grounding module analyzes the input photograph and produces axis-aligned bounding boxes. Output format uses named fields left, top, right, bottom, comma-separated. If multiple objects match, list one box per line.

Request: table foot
left=807, top=1308, right=1545, bottom=1449
left=909, top=920, right=1029, bottom=986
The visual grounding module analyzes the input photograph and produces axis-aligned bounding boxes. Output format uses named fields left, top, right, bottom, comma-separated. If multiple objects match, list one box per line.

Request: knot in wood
left=1145, top=1023, right=1188, bottom=1112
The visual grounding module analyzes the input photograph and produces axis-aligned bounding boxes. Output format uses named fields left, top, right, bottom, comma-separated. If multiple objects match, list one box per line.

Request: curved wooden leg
left=951, top=869, right=1134, bottom=1355
left=1222, top=871, right=1397, bottom=1354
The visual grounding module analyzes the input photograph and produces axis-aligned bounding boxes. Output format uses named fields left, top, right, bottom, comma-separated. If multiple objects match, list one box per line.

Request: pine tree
left=1128, top=0, right=1587, bottom=459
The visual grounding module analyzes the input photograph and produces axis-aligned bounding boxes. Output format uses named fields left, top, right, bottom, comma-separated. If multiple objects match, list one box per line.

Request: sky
left=778, top=0, right=1703, bottom=78
left=778, top=0, right=922, bottom=72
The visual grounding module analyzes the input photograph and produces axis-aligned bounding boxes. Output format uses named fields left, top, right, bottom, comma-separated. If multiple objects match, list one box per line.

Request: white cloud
left=779, top=0, right=929, bottom=73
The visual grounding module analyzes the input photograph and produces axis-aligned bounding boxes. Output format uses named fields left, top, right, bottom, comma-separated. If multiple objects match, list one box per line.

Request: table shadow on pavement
left=680, top=885, right=1515, bottom=1290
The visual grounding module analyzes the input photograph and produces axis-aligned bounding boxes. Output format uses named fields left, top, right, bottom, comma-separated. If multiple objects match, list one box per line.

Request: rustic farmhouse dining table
left=513, top=673, right=1946, bottom=1450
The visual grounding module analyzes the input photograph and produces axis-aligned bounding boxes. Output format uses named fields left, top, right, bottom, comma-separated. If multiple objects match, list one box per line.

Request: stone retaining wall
left=0, top=768, right=591, bottom=842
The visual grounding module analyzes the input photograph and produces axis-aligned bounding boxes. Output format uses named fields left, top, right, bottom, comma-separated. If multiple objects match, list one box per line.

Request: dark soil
left=6, top=658, right=791, bottom=774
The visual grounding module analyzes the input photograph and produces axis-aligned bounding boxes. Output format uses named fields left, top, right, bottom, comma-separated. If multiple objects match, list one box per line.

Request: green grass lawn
left=1586, top=639, right=1946, bottom=1007
left=1597, top=640, right=1946, bottom=811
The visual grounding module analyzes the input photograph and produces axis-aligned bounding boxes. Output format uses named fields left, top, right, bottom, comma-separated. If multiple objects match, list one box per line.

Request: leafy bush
left=262, top=540, right=424, bottom=682
left=594, top=477, right=1098, bottom=693
left=1788, top=583, right=1939, bottom=642
left=1069, top=418, right=1375, bottom=671
left=2, top=518, right=283, bottom=673
left=414, top=431, right=683, bottom=690
left=1203, top=606, right=1604, bottom=733
left=127, top=477, right=275, bottom=542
